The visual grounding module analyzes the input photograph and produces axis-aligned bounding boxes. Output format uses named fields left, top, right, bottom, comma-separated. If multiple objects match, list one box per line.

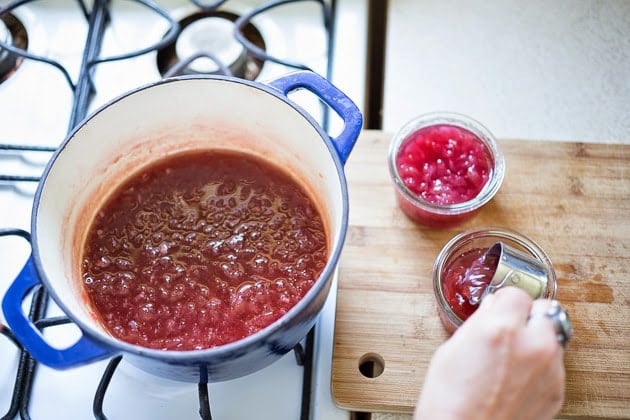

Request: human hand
left=414, top=286, right=566, bottom=420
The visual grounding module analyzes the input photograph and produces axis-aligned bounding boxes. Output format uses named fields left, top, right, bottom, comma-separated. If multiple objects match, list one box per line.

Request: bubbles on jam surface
left=81, top=151, right=328, bottom=350
left=396, top=124, right=493, bottom=205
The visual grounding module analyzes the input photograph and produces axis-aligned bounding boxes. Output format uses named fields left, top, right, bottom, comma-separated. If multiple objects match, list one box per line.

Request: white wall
left=383, top=0, right=630, bottom=143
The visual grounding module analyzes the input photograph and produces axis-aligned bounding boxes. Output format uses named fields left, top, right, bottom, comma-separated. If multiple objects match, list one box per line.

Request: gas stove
left=0, top=1, right=366, bottom=418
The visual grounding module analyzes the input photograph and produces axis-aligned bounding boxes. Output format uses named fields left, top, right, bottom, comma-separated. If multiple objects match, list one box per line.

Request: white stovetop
left=0, top=0, right=369, bottom=419
left=382, top=0, right=630, bottom=144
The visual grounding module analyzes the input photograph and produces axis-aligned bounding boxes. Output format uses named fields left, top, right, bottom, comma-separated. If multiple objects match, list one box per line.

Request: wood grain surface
left=331, top=130, right=630, bottom=418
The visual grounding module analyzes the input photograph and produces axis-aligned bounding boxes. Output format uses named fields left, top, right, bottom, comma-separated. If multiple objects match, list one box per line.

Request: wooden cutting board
left=331, top=130, right=630, bottom=418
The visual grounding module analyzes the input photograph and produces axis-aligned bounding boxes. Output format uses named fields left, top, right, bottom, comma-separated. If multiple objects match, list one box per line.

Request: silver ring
left=538, top=300, right=574, bottom=348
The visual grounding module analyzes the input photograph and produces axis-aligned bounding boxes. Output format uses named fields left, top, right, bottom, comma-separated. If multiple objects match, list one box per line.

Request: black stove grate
left=0, top=0, right=335, bottom=418
left=0, top=205, right=317, bottom=420
left=0, top=0, right=334, bottom=183
left=88, top=329, right=315, bottom=420
left=0, top=229, right=48, bottom=420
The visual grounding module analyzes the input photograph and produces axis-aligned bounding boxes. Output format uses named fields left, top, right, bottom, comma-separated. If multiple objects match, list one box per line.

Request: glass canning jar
left=388, top=112, right=505, bottom=228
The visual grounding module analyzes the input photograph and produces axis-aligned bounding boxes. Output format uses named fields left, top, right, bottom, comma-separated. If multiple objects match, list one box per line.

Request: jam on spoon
left=441, top=246, right=500, bottom=321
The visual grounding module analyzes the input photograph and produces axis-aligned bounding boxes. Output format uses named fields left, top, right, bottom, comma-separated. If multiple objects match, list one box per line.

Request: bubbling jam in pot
left=81, top=150, right=328, bottom=351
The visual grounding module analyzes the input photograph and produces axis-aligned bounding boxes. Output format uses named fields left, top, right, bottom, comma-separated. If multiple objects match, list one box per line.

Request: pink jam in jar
left=389, top=113, right=504, bottom=228
left=396, top=124, right=492, bottom=206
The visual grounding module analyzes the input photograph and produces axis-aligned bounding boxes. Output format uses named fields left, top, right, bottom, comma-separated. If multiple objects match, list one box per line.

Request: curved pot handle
left=2, top=255, right=114, bottom=368
left=268, top=71, right=363, bottom=164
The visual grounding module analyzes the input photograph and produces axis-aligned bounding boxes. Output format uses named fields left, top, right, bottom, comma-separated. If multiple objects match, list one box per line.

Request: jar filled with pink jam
left=433, top=227, right=557, bottom=334
left=388, top=112, right=505, bottom=228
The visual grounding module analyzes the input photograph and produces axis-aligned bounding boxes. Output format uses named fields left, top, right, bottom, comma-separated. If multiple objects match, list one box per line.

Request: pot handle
left=2, top=255, right=114, bottom=368
left=268, top=71, right=363, bottom=164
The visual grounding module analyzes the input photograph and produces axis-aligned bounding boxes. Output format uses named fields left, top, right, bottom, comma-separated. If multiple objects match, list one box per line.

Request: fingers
left=525, top=300, right=569, bottom=352
left=473, top=286, right=534, bottom=327
left=529, top=298, right=560, bottom=317
left=442, top=289, right=567, bottom=420
left=458, top=286, right=573, bottom=358
left=521, top=300, right=567, bottom=417
left=451, top=287, right=535, bottom=349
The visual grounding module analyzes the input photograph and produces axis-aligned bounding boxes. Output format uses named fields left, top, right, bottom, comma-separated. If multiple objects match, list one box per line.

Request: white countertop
left=382, top=0, right=630, bottom=144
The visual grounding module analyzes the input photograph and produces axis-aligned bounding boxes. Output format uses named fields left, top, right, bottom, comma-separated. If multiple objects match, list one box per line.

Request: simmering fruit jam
left=396, top=124, right=493, bottom=205
left=81, top=150, right=328, bottom=351
left=441, top=247, right=499, bottom=321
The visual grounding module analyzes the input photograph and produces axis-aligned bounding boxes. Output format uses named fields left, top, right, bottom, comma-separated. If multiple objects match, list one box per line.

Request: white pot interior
left=33, top=77, right=345, bottom=341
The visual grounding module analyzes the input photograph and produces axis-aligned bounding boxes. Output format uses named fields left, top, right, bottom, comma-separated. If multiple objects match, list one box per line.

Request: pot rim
left=30, top=74, right=350, bottom=361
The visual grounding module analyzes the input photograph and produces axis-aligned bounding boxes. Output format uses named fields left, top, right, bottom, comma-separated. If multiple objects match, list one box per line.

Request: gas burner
left=0, top=13, right=27, bottom=84
left=157, top=11, right=265, bottom=79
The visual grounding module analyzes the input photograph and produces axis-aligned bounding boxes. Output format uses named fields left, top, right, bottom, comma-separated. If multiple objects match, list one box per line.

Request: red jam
left=81, top=150, right=328, bottom=351
left=394, top=123, right=495, bottom=228
left=441, top=247, right=499, bottom=321
left=396, top=124, right=493, bottom=205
